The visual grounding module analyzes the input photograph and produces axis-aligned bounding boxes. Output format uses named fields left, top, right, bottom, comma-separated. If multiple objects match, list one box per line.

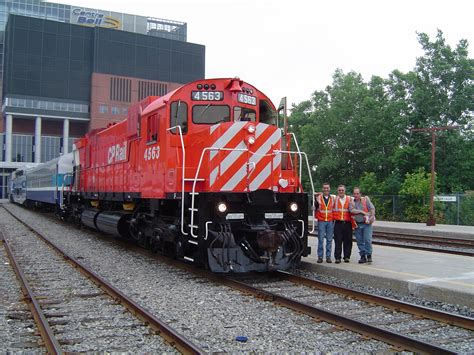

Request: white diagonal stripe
left=210, top=123, right=220, bottom=134
left=219, top=141, right=247, bottom=175
left=210, top=122, right=246, bottom=160
left=210, top=167, right=218, bottom=186
left=255, top=123, right=267, bottom=138
left=249, top=128, right=281, bottom=166
left=220, top=165, right=247, bottom=191
left=249, top=161, right=272, bottom=191
left=221, top=128, right=281, bottom=191
left=272, top=150, right=281, bottom=170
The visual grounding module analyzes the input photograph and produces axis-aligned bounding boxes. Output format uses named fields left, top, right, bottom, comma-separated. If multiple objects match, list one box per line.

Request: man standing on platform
left=350, top=187, right=376, bottom=264
left=333, top=185, right=353, bottom=264
left=315, top=183, right=335, bottom=263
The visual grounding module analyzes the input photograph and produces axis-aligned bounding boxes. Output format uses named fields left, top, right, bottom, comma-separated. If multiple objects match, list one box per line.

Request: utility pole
left=411, top=125, right=460, bottom=226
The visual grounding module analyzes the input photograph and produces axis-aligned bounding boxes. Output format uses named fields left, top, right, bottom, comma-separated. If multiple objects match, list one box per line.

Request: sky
left=58, top=0, right=474, bottom=107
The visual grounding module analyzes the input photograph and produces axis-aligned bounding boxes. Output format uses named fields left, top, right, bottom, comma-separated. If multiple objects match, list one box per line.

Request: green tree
left=289, top=29, right=473, bottom=201
left=399, top=168, right=433, bottom=222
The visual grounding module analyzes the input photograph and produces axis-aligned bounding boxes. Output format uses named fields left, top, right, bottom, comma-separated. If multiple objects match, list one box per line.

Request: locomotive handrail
left=189, top=146, right=314, bottom=238
left=289, top=133, right=303, bottom=188
left=189, top=146, right=241, bottom=237
left=166, top=125, right=188, bottom=236
left=273, top=148, right=316, bottom=234
left=289, top=132, right=316, bottom=234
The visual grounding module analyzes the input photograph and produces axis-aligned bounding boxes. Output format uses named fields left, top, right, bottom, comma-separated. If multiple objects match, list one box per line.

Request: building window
left=6, top=97, right=88, bottom=114
left=12, top=135, right=33, bottom=163
left=41, top=136, right=61, bottom=163
left=99, top=105, right=108, bottom=113
left=111, top=106, right=120, bottom=115
left=122, top=107, right=128, bottom=115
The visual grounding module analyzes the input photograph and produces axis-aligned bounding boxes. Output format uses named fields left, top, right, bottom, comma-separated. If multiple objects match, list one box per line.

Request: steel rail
left=5, top=206, right=465, bottom=353
left=275, top=270, right=474, bottom=331
left=0, top=231, right=63, bottom=355
left=309, top=231, right=474, bottom=256
left=64, top=231, right=457, bottom=354
left=373, top=231, right=474, bottom=246
left=370, top=239, right=474, bottom=257
left=2, top=206, right=203, bottom=355
left=217, top=274, right=456, bottom=354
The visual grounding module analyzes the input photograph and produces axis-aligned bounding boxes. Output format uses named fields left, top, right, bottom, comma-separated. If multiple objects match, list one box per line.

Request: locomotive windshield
left=259, top=99, right=277, bottom=125
left=192, top=105, right=230, bottom=124
left=234, top=107, right=256, bottom=122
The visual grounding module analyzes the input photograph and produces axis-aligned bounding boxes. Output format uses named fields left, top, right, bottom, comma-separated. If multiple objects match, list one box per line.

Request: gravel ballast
left=0, top=208, right=179, bottom=353
left=0, top=204, right=391, bottom=353
left=0, top=242, right=43, bottom=352
left=2, top=203, right=473, bottom=353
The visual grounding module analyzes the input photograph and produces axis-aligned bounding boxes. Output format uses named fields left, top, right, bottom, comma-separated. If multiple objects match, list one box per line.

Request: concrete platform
left=303, top=242, right=474, bottom=308
left=373, top=220, right=474, bottom=240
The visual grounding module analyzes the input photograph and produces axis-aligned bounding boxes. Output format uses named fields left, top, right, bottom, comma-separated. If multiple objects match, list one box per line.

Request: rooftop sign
left=71, top=8, right=121, bottom=29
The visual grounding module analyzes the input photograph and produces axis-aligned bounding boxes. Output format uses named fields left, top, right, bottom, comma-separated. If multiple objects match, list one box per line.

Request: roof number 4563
left=144, top=146, right=160, bottom=161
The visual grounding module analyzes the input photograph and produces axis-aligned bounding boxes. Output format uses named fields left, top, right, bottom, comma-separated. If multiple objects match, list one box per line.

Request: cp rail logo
left=72, top=8, right=121, bottom=29
left=108, top=142, right=127, bottom=164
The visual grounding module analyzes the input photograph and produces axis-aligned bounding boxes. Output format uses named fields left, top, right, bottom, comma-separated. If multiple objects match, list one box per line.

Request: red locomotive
left=63, top=78, right=315, bottom=272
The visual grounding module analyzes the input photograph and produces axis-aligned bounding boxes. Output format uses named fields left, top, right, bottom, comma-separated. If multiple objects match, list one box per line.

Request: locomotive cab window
left=170, top=101, right=188, bottom=134
left=259, top=100, right=277, bottom=125
left=234, top=107, right=256, bottom=122
left=192, top=105, right=230, bottom=124
left=147, top=114, right=159, bottom=143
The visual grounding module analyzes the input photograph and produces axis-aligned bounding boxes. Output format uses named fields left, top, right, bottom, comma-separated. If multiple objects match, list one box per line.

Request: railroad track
left=4, top=205, right=473, bottom=353
left=310, top=231, right=474, bottom=256
left=0, top=206, right=202, bottom=354
left=371, top=231, right=474, bottom=257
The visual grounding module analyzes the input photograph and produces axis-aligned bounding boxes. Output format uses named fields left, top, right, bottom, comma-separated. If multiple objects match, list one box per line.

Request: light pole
left=411, top=126, right=460, bottom=226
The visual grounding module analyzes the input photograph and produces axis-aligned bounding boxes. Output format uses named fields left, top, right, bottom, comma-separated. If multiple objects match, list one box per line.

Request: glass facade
left=0, top=0, right=188, bottom=99
left=40, top=135, right=60, bottom=162
left=0, top=0, right=199, bottom=197
left=11, top=133, right=33, bottom=162
left=2, top=133, right=77, bottom=164
left=6, top=97, right=88, bottom=113
left=0, top=168, right=9, bottom=200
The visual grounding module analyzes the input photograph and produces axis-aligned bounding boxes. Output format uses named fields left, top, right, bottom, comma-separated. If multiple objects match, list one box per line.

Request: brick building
left=0, top=0, right=205, bottom=198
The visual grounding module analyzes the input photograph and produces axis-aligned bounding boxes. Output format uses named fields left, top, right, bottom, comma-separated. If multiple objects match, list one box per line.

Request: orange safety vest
left=315, top=194, right=334, bottom=222
left=333, top=195, right=352, bottom=221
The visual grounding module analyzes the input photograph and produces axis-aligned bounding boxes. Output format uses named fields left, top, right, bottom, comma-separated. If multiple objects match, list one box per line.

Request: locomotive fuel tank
left=81, top=209, right=131, bottom=238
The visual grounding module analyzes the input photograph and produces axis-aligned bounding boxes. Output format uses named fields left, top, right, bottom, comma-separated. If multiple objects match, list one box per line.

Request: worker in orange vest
left=333, top=184, right=353, bottom=263
left=314, top=182, right=335, bottom=263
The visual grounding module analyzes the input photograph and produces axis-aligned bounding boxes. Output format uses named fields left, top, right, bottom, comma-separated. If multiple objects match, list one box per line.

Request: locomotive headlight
left=217, top=202, right=228, bottom=214
left=246, top=136, right=256, bottom=145
left=247, top=124, right=256, bottom=134
left=289, top=202, right=298, bottom=213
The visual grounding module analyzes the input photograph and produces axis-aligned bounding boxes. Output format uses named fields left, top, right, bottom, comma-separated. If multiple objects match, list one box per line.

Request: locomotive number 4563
left=144, top=146, right=160, bottom=161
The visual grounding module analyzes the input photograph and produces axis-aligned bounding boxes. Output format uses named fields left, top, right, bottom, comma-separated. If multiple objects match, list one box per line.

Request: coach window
left=192, top=105, right=230, bottom=124
left=259, top=100, right=277, bottom=125
left=234, top=107, right=256, bottom=122
left=170, top=101, right=188, bottom=134
left=147, top=114, right=159, bottom=143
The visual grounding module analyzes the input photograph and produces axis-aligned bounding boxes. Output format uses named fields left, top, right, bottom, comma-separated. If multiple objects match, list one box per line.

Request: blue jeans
left=355, top=223, right=373, bottom=257
left=317, top=221, right=334, bottom=258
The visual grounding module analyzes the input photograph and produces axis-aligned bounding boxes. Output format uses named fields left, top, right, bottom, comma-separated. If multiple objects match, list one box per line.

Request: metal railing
left=168, top=127, right=316, bottom=237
